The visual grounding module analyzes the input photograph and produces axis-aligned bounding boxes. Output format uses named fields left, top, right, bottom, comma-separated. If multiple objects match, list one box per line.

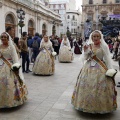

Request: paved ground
left=0, top=55, right=120, bottom=120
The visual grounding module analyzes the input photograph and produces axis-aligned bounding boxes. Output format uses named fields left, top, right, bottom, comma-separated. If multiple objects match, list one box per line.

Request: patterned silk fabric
left=72, top=47, right=117, bottom=113
left=32, top=43, right=55, bottom=75
left=59, top=41, right=74, bottom=62
left=0, top=46, right=27, bottom=108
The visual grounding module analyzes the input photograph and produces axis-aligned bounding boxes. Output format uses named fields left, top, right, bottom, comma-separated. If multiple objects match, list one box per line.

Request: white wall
left=0, top=0, right=61, bottom=37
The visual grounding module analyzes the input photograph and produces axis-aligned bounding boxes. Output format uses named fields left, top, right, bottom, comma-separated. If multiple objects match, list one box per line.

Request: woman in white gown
left=0, top=32, right=27, bottom=108
left=72, top=30, right=117, bottom=114
left=59, top=36, right=74, bottom=62
left=32, top=35, right=56, bottom=75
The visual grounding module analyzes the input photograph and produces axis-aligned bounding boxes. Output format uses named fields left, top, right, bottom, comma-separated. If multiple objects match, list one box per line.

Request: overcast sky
left=76, top=0, right=82, bottom=11
left=49, top=0, right=82, bottom=11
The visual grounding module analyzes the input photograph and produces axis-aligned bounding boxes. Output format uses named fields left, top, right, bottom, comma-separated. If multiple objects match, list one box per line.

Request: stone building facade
left=66, top=10, right=81, bottom=38
left=81, top=0, right=120, bottom=37
left=48, top=0, right=76, bottom=36
left=0, top=0, right=61, bottom=38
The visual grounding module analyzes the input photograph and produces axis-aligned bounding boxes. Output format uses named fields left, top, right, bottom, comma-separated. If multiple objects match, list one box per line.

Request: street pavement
left=0, top=54, right=120, bottom=120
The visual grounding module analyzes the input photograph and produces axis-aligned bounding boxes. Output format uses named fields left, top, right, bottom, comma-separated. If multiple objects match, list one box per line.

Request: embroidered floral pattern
left=59, top=46, right=74, bottom=62
left=0, top=46, right=27, bottom=108
left=71, top=48, right=117, bottom=113
left=33, top=44, right=55, bottom=75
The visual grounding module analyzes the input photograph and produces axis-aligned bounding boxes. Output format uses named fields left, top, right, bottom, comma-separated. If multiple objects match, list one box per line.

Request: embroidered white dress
left=59, top=40, right=74, bottom=62
left=72, top=47, right=117, bottom=113
left=0, top=46, right=27, bottom=108
left=32, top=42, right=55, bottom=75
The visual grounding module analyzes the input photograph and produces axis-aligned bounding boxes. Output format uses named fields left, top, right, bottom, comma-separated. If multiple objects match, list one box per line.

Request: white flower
left=11, top=63, right=21, bottom=70
left=68, top=47, right=71, bottom=51
left=106, top=69, right=117, bottom=77
left=52, top=52, right=57, bottom=56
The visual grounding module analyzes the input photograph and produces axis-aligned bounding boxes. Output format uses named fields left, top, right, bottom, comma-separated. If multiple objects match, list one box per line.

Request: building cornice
left=82, top=3, right=120, bottom=7
left=8, top=0, right=61, bottom=22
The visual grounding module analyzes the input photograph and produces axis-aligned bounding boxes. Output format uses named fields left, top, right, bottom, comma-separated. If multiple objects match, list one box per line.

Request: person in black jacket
left=31, top=33, right=41, bottom=62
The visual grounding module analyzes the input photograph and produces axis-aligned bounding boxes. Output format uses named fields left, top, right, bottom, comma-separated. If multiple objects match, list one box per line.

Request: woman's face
left=92, top=32, right=101, bottom=45
left=44, top=36, right=48, bottom=42
left=1, top=33, right=9, bottom=45
left=64, top=36, right=67, bottom=40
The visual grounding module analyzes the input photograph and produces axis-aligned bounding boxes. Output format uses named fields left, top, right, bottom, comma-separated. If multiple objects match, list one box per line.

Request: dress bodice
left=92, top=47, right=104, bottom=60
left=41, top=42, right=53, bottom=52
left=63, top=41, right=69, bottom=46
left=0, top=46, right=13, bottom=62
left=0, top=45, right=18, bottom=64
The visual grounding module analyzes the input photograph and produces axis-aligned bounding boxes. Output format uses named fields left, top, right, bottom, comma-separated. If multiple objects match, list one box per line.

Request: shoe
left=25, top=71, right=29, bottom=73
left=28, top=69, right=32, bottom=72
left=26, top=70, right=32, bottom=72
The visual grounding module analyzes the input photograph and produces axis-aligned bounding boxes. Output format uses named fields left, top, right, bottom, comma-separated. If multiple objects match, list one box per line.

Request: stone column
left=48, top=21, right=52, bottom=36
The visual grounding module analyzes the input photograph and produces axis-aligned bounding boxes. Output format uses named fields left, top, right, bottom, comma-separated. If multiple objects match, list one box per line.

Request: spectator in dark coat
left=27, top=35, right=33, bottom=63
left=31, top=33, right=41, bottom=61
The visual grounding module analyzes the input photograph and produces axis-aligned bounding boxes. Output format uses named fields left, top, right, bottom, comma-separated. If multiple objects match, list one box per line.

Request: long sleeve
left=50, top=45, right=54, bottom=52
left=67, top=40, right=71, bottom=48
left=19, top=40, right=28, bottom=52
left=10, top=46, right=19, bottom=64
left=84, top=49, right=90, bottom=60
left=40, top=43, right=44, bottom=49
left=103, top=51, right=113, bottom=69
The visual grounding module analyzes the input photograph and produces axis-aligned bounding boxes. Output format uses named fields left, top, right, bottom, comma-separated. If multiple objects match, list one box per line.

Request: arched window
left=42, top=24, right=47, bottom=36
left=103, top=0, right=107, bottom=3
left=5, top=14, right=15, bottom=38
left=74, top=29, right=75, bottom=33
left=72, top=15, right=75, bottom=20
left=52, top=25, right=56, bottom=35
left=28, top=20, right=34, bottom=36
left=5, top=14, right=15, bottom=24
left=116, top=0, right=120, bottom=3
left=89, top=0, right=93, bottom=4
left=67, top=15, right=70, bottom=19
left=28, top=20, right=34, bottom=28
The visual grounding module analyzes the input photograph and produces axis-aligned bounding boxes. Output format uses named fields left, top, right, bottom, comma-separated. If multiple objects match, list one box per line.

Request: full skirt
left=71, top=61, right=117, bottom=114
left=59, top=46, right=74, bottom=62
left=32, top=51, right=55, bottom=75
left=0, top=63, right=27, bottom=108
left=74, top=46, right=82, bottom=54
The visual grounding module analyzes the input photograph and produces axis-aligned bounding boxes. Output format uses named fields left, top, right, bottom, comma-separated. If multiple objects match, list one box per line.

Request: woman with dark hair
left=74, top=37, right=82, bottom=54
left=14, top=37, right=21, bottom=58
left=0, top=32, right=27, bottom=108
left=72, top=30, right=117, bottom=113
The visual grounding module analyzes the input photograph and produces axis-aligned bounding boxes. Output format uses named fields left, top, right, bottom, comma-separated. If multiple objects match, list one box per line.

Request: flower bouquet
left=68, top=47, right=71, bottom=51
left=52, top=52, right=57, bottom=56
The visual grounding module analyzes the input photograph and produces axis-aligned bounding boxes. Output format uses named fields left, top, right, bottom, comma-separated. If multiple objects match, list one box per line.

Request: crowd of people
left=0, top=26, right=119, bottom=115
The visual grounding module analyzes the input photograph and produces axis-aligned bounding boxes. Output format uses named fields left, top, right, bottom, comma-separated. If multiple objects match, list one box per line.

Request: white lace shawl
left=60, top=38, right=71, bottom=49
left=80, top=30, right=113, bottom=69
